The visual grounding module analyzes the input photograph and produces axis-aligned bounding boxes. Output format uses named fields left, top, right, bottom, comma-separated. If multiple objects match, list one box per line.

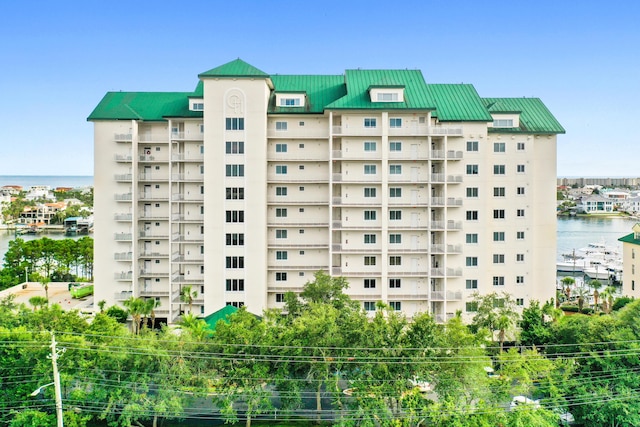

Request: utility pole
left=50, top=334, right=64, bottom=427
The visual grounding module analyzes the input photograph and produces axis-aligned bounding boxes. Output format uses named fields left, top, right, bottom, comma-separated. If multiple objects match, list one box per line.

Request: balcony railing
left=114, top=252, right=132, bottom=261
left=114, top=272, right=133, bottom=281
left=267, top=128, right=329, bottom=139
left=114, top=174, right=132, bottom=181
left=114, top=290, right=133, bottom=301
left=114, top=233, right=132, bottom=241
left=114, top=154, right=132, bottom=162
left=114, top=133, right=132, bottom=142
left=114, top=213, right=132, bottom=221
left=171, top=132, right=204, bottom=141
left=114, top=193, right=132, bottom=201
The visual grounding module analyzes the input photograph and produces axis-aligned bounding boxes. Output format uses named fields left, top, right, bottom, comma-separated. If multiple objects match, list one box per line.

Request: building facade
left=88, top=59, right=564, bottom=324
left=619, top=224, right=640, bottom=298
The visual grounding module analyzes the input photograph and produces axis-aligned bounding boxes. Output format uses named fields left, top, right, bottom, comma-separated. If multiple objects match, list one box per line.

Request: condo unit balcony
left=171, top=173, right=203, bottom=182
left=114, top=213, right=133, bottom=221
left=388, top=175, right=428, bottom=184
left=269, top=242, right=329, bottom=249
left=171, top=213, right=204, bottom=222
left=434, top=313, right=456, bottom=324
left=171, top=153, right=204, bottom=162
left=139, top=250, right=169, bottom=258
left=139, top=192, right=169, bottom=201
left=139, top=154, right=169, bottom=162
left=430, top=150, right=464, bottom=161
left=267, top=127, right=329, bottom=139
left=387, top=246, right=430, bottom=253
left=171, top=233, right=204, bottom=243
left=388, top=199, right=429, bottom=207
left=331, top=150, right=381, bottom=161
left=114, top=193, right=132, bottom=201
left=429, top=244, right=462, bottom=254
left=270, top=152, right=330, bottom=162
left=171, top=253, right=205, bottom=263
left=430, top=197, right=463, bottom=207
left=139, top=134, right=168, bottom=143
left=139, top=231, right=169, bottom=239
left=114, top=252, right=133, bottom=261
left=114, top=133, right=133, bottom=142
left=429, top=267, right=463, bottom=277
left=139, top=269, right=169, bottom=278
left=171, top=273, right=204, bottom=283
left=430, top=220, right=463, bottom=231
left=267, top=264, right=327, bottom=270
left=267, top=220, right=329, bottom=227
left=171, top=193, right=204, bottom=202
left=385, top=292, right=430, bottom=300
left=430, top=290, right=463, bottom=301
left=331, top=197, right=381, bottom=207
left=170, top=132, right=204, bottom=141
left=115, top=154, right=133, bottom=162
left=114, top=290, right=133, bottom=301
left=114, top=233, right=133, bottom=241
left=388, top=150, right=429, bottom=161
left=332, top=126, right=381, bottom=137
left=429, top=125, right=463, bottom=136
left=331, top=173, right=381, bottom=183
left=114, top=272, right=133, bottom=281
left=139, top=212, right=168, bottom=220
left=331, top=244, right=380, bottom=253
left=268, top=198, right=329, bottom=206
left=331, top=221, right=381, bottom=230
left=114, top=173, right=132, bottom=182
left=139, top=173, right=169, bottom=182
left=139, top=288, right=170, bottom=297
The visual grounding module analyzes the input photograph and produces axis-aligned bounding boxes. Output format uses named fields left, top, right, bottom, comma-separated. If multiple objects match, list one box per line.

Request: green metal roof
left=269, top=75, right=345, bottom=114
left=619, top=231, right=640, bottom=246
left=325, top=69, right=435, bottom=110
left=427, top=84, right=493, bottom=122
left=482, top=97, right=565, bottom=134
left=87, top=91, right=202, bottom=121
left=203, top=305, right=238, bottom=331
left=198, top=58, right=269, bottom=78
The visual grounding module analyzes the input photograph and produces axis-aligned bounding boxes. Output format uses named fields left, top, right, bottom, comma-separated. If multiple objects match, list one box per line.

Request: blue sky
left=1, top=0, right=637, bottom=177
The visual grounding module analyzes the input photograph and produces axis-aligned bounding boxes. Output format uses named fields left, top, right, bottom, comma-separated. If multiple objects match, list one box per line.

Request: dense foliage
left=0, top=237, right=93, bottom=290
left=1, top=271, right=640, bottom=427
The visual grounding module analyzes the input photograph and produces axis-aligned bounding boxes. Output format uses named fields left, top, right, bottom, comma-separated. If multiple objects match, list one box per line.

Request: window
left=275, top=121, right=288, bottom=131
left=517, top=209, right=525, bottom=217
left=493, top=119, right=513, bottom=127
left=493, top=165, right=506, bottom=175
left=493, top=254, right=505, bottom=264
left=364, top=256, right=376, bottom=266
left=364, top=234, right=376, bottom=244
left=389, top=118, right=402, bottom=128
left=389, top=301, right=401, bottom=311
left=389, top=256, right=402, bottom=266
left=466, top=233, right=478, bottom=243
left=389, top=278, right=401, bottom=288
left=275, top=208, right=287, bottom=218
left=275, top=293, right=285, bottom=303
left=225, top=210, right=244, bottom=223
left=192, top=102, right=204, bottom=110
left=225, top=233, right=244, bottom=246
left=364, top=118, right=377, bottom=128
left=225, top=164, right=244, bottom=177
left=280, top=98, right=301, bottom=106
left=226, top=117, right=244, bottom=130
left=364, top=187, right=377, bottom=197
left=390, top=141, right=402, bottom=151
left=517, top=231, right=525, bottom=240
left=389, top=234, right=401, bottom=244
left=493, top=276, right=505, bottom=286
left=377, top=92, right=398, bottom=102
left=225, top=279, right=245, bottom=291
left=299, top=165, right=304, bottom=170
left=517, top=164, right=525, bottom=173
left=275, top=165, right=287, bottom=174
left=364, top=210, right=377, bottom=220
left=276, top=251, right=288, bottom=260
left=493, top=187, right=505, bottom=197
left=200, top=165, right=204, bottom=174
left=364, top=279, right=376, bottom=289
left=276, top=229, right=288, bottom=239
left=466, top=187, right=479, bottom=197
left=225, top=141, right=244, bottom=154
left=389, top=164, right=402, bottom=174
left=493, top=232, right=505, bottom=242
left=276, top=272, right=287, bottom=281
left=364, top=301, right=376, bottom=311
left=517, top=253, right=525, bottom=262
left=517, top=187, right=525, bottom=195
left=493, top=210, right=505, bottom=219
left=466, top=141, right=479, bottom=152
left=493, top=142, right=506, bottom=153
left=466, top=279, right=478, bottom=289
left=389, top=210, right=402, bottom=220
left=516, top=298, right=524, bottom=306
left=466, top=302, right=478, bottom=312
left=225, top=256, right=245, bottom=269
left=299, top=186, right=304, bottom=191
left=275, top=143, right=287, bottom=152
left=229, top=301, right=245, bottom=308
left=466, top=257, right=478, bottom=267
left=364, top=164, right=377, bottom=174
left=364, top=141, right=377, bottom=151
left=517, top=276, right=524, bottom=284
left=517, top=142, right=525, bottom=151
left=225, top=187, right=244, bottom=200
left=466, top=211, right=478, bottom=221
left=389, top=187, right=402, bottom=198
left=466, top=164, right=479, bottom=175
left=276, top=187, right=287, bottom=196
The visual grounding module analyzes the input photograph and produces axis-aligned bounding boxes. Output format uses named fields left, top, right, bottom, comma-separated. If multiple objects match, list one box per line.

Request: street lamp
left=30, top=334, right=64, bottom=427
left=24, top=266, right=28, bottom=284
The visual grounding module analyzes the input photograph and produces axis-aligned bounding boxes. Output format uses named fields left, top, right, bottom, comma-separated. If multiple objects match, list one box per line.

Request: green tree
left=520, top=300, right=553, bottom=346
left=471, top=291, right=520, bottom=351
left=123, top=296, right=145, bottom=334
left=180, top=285, right=197, bottom=314
left=589, top=279, right=603, bottom=311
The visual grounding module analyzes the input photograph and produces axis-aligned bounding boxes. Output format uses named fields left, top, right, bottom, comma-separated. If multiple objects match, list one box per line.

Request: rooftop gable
left=482, top=97, right=565, bottom=134
left=427, top=84, right=493, bottom=122
left=269, top=75, right=345, bottom=114
left=87, top=91, right=202, bottom=121
left=198, top=58, right=269, bottom=78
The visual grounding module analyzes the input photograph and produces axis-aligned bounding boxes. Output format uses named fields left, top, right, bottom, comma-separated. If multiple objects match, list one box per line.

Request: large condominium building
left=88, top=59, right=564, bottom=324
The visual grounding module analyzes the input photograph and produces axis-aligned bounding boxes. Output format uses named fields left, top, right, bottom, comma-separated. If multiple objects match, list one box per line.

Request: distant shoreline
left=0, top=175, right=93, bottom=188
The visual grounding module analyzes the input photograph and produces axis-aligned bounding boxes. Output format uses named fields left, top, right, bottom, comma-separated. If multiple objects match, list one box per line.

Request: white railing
left=114, top=213, right=132, bottom=221
left=114, top=133, right=132, bottom=141
left=114, top=233, right=132, bottom=241
left=114, top=193, right=132, bottom=201
left=114, top=252, right=132, bottom=261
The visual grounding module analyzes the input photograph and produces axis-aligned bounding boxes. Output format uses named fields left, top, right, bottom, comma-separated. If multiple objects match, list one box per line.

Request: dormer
left=633, top=223, right=640, bottom=239
left=275, top=92, right=306, bottom=107
left=369, top=85, right=405, bottom=103
left=489, top=113, right=520, bottom=129
left=189, top=97, right=204, bottom=111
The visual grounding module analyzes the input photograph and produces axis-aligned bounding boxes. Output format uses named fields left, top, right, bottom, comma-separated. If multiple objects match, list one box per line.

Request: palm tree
left=180, top=285, right=198, bottom=314
left=601, top=286, right=617, bottom=314
left=28, top=296, right=48, bottom=311
left=123, top=296, right=145, bottom=334
left=144, top=298, right=161, bottom=329
left=576, top=286, right=589, bottom=312
left=39, top=275, right=50, bottom=304
left=589, top=279, right=603, bottom=311
left=561, top=277, right=575, bottom=303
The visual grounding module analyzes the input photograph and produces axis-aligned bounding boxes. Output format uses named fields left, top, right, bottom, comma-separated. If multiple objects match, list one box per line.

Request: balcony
left=140, top=270, right=169, bottom=278
left=114, top=272, right=133, bottom=281
left=140, top=288, right=170, bottom=297
left=114, top=252, right=132, bottom=261
left=171, top=214, right=204, bottom=222
left=171, top=233, right=204, bottom=243
left=434, top=313, right=456, bottom=324
left=430, top=290, right=463, bottom=301
left=170, top=132, right=204, bottom=141
left=114, top=290, right=133, bottom=301
left=139, top=173, right=169, bottom=182
left=139, top=154, right=168, bottom=162
left=114, top=154, right=132, bottom=163
left=171, top=254, right=204, bottom=263
left=267, top=128, right=329, bottom=139
left=139, top=251, right=169, bottom=258
left=171, top=273, right=204, bottom=284
left=139, top=192, right=168, bottom=201
left=172, top=194, right=204, bottom=202
left=114, top=213, right=132, bottom=221
left=332, top=126, right=381, bottom=137
left=114, top=173, right=132, bottom=182
left=139, top=231, right=169, bottom=239
left=114, top=133, right=132, bottom=142
left=171, top=153, right=204, bottom=162
left=171, top=173, right=203, bottom=182
left=331, top=150, right=381, bottom=160
left=114, top=193, right=132, bottom=202
left=114, top=233, right=132, bottom=241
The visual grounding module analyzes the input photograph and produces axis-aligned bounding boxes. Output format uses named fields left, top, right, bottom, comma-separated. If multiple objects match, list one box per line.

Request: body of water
left=557, top=216, right=636, bottom=260
left=0, top=175, right=93, bottom=188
